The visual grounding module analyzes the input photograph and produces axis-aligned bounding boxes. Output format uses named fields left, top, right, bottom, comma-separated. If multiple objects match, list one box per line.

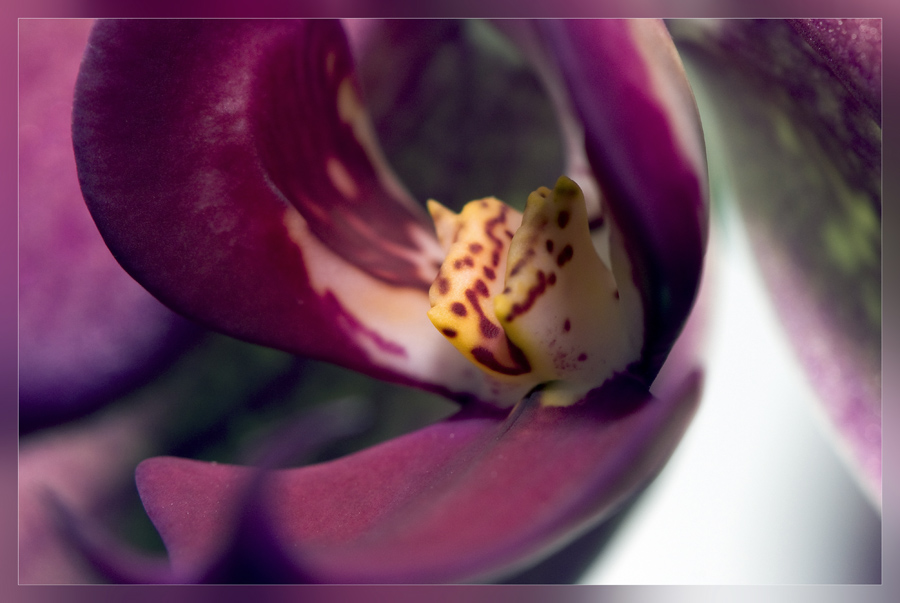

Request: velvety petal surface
left=136, top=371, right=701, bottom=583
left=788, top=18, right=882, bottom=124
left=19, top=19, right=196, bottom=431
left=537, top=20, right=709, bottom=383
left=669, top=19, right=881, bottom=505
left=72, top=19, right=517, bottom=406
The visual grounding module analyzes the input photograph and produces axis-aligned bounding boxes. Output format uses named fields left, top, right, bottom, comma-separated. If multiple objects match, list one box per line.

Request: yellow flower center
left=427, top=176, right=643, bottom=407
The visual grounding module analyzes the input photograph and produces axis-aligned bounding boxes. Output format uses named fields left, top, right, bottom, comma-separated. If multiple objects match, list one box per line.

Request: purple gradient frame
left=7, top=1, right=896, bottom=602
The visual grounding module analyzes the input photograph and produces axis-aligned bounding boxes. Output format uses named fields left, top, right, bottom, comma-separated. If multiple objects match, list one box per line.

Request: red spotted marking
left=471, top=342, right=531, bottom=376
left=556, top=244, right=574, bottom=267
left=454, top=256, right=475, bottom=270
left=504, top=270, right=548, bottom=322
left=465, top=288, right=500, bottom=339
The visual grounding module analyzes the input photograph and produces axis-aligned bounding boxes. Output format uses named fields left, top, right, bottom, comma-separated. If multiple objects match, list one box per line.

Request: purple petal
left=788, top=19, right=882, bottom=124
left=72, top=20, right=507, bottom=403
left=537, top=20, right=709, bottom=382
left=671, top=19, right=881, bottom=504
left=19, top=19, right=197, bottom=430
left=136, top=373, right=701, bottom=583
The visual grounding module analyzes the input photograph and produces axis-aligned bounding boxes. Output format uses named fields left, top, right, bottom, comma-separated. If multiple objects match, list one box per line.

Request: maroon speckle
left=505, top=229, right=515, bottom=239
left=505, top=271, right=548, bottom=321
left=578, top=353, right=587, bottom=362
left=564, top=319, right=571, bottom=332
left=451, top=302, right=467, bottom=316
left=556, top=244, right=574, bottom=267
left=453, top=257, right=475, bottom=270
left=557, top=211, right=570, bottom=228
left=437, top=277, right=450, bottom=295
left=465, top=288, right=500, bottom=339
left=475, top=279, right=490, bottom=298
left=469, top=242, right=483, bottom=254
left=546, top=239, right=554, bottom=253
left=491, top=250, right=501, bottom=267
left=480, top=317, right=501, bottom=339
left=471, top=342, right=531, bottom=375
left=614, top=290, right=620, bottom=300
left=548, top=272, right=557, bottom=285
left=442, top=328, right=458, bottom=338
left=483, top=266, right=496, bottom=281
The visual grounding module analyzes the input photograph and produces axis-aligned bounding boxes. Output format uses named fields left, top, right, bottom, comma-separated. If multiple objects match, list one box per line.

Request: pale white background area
left=582, top=206, right=880, bottom=585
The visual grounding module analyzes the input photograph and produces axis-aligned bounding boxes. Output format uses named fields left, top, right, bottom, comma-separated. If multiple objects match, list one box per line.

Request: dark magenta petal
left=72, top=20, right=497, bottom=399
left=537, top=20, right=709, bottom=382
left=670, top=19, right=881, bottom=503
left=19, top=19, right=197, bottom=431
left=136, top=373, right=701, bottom=583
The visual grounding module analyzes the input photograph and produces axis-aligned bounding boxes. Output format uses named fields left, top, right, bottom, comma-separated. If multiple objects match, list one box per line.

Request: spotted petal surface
left=538, top=20, right=708, bottom=382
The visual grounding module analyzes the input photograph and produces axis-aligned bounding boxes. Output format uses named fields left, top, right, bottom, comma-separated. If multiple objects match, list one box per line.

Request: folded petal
left=670, top=19, right=881, bottom=505
left=72, top=19, right=513, bottom=405
left=136, top=372, right=701, bottom=583
left=536, top=20, right=709, bottom=382
left=19, top=18, right=196, bottom=431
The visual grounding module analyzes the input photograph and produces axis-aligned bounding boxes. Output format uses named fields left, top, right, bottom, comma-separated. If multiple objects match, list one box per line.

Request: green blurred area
left=356, top=20, right=564, bottom=212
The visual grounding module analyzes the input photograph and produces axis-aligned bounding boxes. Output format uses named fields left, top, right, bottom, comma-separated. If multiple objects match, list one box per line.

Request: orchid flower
left=20, top=15, right=881, bottom=586
left=55, top=18, right=708, bottom=583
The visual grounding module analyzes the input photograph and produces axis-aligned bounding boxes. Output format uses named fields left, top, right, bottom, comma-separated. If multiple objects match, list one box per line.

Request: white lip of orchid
left=427, top=176, right=644, bottom=407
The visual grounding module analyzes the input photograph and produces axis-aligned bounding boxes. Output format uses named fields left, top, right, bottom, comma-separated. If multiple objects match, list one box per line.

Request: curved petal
left=72, top=19, right=515, bottom=405
left=537, top=20, right=709, bottom=383
left=19, top=18, right=197, bottom=431
left=135, top=372, right=701, bottom=583
left=670, top=19, right=881, bottom=506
